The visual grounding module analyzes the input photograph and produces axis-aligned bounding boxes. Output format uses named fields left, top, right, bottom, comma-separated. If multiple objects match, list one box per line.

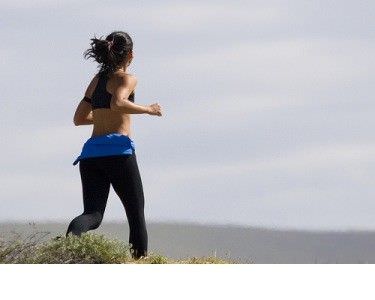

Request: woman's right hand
left=146, top=103, right=162, bottom=116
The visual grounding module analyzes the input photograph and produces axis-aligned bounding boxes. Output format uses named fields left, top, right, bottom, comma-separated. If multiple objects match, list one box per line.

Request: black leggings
left=66, top=153, right=148, bottom=259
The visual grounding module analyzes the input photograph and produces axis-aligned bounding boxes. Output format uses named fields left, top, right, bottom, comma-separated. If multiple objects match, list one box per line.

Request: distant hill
left=1, top=221, right=375, bottom=263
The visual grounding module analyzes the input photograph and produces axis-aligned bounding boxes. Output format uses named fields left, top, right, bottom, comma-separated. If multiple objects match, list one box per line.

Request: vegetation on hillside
left=0, top=231, right=234, bottom=264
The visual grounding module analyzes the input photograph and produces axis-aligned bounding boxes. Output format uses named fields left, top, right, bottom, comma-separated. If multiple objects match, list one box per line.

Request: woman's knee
left=66, top=211, right=104, bottom=236
left=81, top=211, right=104, bottom=229
left=89, top=211, right=104, bottom=229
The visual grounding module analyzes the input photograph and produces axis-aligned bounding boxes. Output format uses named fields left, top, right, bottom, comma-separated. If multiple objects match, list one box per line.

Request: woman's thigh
left=79, top=158, right=111, bottom=214
left=102, top=154, right=145, bottom=211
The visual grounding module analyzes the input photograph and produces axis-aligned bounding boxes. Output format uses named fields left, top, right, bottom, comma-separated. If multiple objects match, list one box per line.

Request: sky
left=1, top=0, right=374, bottom=230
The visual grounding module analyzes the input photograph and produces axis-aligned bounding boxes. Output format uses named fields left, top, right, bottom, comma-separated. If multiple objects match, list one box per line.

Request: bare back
left=88, top=72, right=134, bottom=138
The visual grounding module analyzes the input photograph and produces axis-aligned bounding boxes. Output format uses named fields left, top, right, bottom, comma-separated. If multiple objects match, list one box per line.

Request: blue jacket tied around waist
left=73, top=133, right=135, bottom=166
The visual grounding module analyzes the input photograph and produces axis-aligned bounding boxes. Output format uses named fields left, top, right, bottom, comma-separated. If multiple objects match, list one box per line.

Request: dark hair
left=83, top=31, right=133, bottom=76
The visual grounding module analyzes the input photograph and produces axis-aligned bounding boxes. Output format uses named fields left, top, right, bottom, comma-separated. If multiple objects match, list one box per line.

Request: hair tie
left=107, top=40, right=114, bottom=50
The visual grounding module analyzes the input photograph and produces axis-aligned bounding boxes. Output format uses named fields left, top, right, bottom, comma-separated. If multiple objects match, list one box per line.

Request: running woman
left=66, top=31, right=162, bottom=260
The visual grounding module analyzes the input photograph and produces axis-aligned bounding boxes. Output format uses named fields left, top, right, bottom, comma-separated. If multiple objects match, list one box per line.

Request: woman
left=66, top=31, right=162, bottom=260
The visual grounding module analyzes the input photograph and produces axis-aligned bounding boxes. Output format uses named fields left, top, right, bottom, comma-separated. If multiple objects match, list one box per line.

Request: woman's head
left=83, top=31, right=133, bottom=75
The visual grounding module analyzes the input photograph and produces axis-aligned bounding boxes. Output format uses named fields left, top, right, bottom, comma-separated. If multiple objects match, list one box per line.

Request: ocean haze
left=2, top=222, right=375, bottom=263
left=0, top=1, right=374, bottom=230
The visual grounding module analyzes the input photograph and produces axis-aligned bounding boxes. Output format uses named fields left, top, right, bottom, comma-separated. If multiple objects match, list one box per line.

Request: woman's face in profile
left=127, top=51, right=134, bottom=66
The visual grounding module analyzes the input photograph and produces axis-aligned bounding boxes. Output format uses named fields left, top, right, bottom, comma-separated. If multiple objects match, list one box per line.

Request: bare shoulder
left=113, top=73, right=137, bottom=89
left=117, top=73, right=137, bottom=84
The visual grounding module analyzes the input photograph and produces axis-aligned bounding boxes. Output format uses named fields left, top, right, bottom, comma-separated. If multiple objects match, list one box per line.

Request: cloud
left=0, top=1, right=374, bottom=229
left=160, top=38, right=375, bottom=92
left=142, top=142, right=375, bottom=183
left=1, top=0, right=90, bottom=9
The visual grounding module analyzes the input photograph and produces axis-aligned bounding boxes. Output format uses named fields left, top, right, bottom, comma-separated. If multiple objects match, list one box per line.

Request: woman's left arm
left=73, top=99, right=93, bottom=126
left=73, top=75, right=98, bottom=126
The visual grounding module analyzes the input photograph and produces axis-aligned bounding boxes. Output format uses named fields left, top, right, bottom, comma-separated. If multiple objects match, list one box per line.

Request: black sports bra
left=83, top=74, right=135, bottom=110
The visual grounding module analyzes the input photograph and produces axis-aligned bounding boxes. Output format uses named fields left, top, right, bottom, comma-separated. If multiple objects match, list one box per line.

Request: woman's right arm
left=110, top=75, right=161, bottom=116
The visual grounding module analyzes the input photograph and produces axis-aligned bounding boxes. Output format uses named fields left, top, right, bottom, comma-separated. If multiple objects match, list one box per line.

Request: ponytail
left=83, top=31, right=133, bottom=76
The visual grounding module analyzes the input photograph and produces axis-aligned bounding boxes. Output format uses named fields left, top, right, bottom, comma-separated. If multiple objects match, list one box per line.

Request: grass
left=0, top=231, right=234, bottom=264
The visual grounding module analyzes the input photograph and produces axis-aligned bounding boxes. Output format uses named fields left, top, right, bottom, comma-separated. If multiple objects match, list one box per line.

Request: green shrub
left=0, top=232, right=234, bottom=264
left=24, top=233, right=132, bottom=264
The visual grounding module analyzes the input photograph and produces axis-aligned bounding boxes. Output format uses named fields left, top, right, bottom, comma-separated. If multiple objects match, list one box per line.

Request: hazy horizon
left=4, top=221, right=375, bottom=263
